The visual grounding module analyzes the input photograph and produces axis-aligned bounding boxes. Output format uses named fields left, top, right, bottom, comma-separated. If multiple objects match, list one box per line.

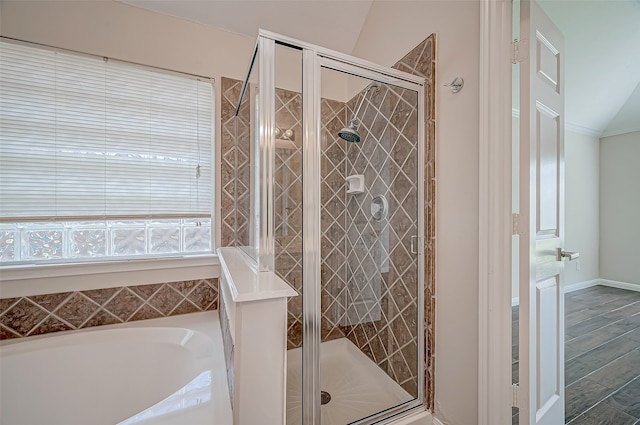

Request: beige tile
left=53, top=293, right=100, bottom=328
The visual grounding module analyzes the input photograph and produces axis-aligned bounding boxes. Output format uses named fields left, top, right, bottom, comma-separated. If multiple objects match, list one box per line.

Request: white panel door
left=519, top=1, right=566, bottom=424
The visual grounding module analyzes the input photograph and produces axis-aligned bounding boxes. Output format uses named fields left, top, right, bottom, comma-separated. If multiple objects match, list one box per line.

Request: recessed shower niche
left=225, top=30, right=433, bottom=425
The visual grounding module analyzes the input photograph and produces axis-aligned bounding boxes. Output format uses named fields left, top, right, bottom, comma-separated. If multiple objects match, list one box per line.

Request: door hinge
left=512, top=38, right=529, bottom=64
left=512, top=383, right=520, bottom=408
left=512, top=213, right=521, bottom=236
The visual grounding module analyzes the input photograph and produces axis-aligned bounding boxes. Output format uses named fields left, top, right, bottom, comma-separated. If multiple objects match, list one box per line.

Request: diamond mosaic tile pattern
left=338, top=82, right=420, bottom=397
left=220, top=82, right=351, bottom=350
left=0, top=278, right=218, bottom=339
left=391, top=35, right=437, bottom=410
left=220, top=78, right=251, bottom=247
left=272, top=88, right=305, bottom=349
left=319, top=98, right=349, bottom=344
left=218, top=34, right=435, bottom=408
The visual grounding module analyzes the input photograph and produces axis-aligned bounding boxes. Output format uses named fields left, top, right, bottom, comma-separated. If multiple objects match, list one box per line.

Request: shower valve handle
left=410, top=235, right=420, bottom=255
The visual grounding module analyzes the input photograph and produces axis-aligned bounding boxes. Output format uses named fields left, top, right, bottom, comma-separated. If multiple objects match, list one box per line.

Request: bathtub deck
left=0, top=311, right=233, bottom=425
left=114, top=312, right=233, bottom=425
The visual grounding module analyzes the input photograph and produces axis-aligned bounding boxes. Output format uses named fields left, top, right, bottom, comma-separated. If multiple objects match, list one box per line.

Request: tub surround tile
left=83, top=309, right=122, bottom=328
left=0, top=298, right=49, bottom=335
left=0, top=278, right=218, bottom=339
left=29, top=292, right=72, bottom=312
left=129, top=304, right=164, bottom=322
left=148, top=285, right=185, bottom=316
left=188, top=280, right=218, bottom=310
left=0, top=297, right=20, bottom=312
left=28, top=315, right=73, bottom=336
left=171, top=299, right=201, bottom=316
left=169, top=280, right=200, bottom=296
left=0, top=324, right=20, bottom=339
left=104, top=288, right=145, bottom=322
left=77, top=289, right=114, bottom=309
left=127, top=284, right=159, bottom=301
left=53, top=293, right=101, bottom=328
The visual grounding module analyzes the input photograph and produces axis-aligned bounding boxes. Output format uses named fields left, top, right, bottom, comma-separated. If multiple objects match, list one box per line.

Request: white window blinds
left=0, top=40, right=214, bottom=222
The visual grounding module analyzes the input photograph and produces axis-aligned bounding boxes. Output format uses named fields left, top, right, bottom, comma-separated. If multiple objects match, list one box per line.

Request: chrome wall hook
left=444, top=77, right=464, bottom=93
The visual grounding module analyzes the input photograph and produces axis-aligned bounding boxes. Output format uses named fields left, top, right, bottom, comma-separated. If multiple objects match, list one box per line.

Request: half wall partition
left=234, top=30, right=427, bottom=425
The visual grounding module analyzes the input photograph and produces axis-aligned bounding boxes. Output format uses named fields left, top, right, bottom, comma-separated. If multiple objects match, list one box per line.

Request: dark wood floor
left=512, top=285, right=640, bottom=425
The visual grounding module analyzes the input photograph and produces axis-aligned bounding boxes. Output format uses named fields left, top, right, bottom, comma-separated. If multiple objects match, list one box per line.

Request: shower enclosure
left=233, top=30, right=426, bottom=425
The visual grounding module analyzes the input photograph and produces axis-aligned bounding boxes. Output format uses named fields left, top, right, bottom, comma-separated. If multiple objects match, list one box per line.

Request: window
left=0, top=40, right=214, bottom=265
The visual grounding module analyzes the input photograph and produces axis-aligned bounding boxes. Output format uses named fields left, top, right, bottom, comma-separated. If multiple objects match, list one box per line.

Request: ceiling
left=539, top=0, right=640, bottom=137
left=121, top=0, right=640, bottom=138
left=120, top=0, right=373, bottom=55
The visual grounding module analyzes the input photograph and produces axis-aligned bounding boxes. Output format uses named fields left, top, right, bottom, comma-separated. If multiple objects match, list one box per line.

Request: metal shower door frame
left=256, top=29, right=426, bottom=425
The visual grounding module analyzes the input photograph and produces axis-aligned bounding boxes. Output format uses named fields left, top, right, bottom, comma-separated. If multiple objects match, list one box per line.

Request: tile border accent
left=0, top=278, right=218, bottom=340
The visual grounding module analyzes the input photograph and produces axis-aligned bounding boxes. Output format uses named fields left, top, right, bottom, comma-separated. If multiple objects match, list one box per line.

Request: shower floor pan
left=287, top=338, right=414, bottom=425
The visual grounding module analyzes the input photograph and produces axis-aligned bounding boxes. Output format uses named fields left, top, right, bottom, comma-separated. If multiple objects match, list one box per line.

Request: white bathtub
left=0, top=311, right=232, bottom=425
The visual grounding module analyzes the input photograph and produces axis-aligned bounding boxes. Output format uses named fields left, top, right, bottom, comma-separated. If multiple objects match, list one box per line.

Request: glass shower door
left=315, top=64, right=424, bottom=425
left=247, top=31, right=426, bottom=425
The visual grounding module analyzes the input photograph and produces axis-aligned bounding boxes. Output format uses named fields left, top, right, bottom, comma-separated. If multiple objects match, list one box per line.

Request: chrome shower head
left=338, top=82, right=380, bottom=144
left=338, top=124, right=361, bottom=143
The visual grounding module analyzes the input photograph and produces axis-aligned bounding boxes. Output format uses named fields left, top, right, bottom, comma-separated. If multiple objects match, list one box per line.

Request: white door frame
left=478, top=0, right=515, bottom=424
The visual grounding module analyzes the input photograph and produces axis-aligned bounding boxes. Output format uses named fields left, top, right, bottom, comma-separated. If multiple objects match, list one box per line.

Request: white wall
left=565, top=130, right=600, bottom=285
left=353, top=2, right=480, bottom=424
left=600, top=131, right=640, bottom=285
left=0, top=1, right=255, bottom=90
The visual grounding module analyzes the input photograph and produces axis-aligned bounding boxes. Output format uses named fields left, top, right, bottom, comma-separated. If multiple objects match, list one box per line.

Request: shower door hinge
left=512, top=39, right=529, bottom=64
left=512, top=213, right=521, bottom=236
left=512, top=383, right=520, bottom=407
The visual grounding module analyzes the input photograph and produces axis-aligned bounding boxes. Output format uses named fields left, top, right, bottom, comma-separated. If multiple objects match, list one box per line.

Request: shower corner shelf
left=346, top=174, right=364, bottom=195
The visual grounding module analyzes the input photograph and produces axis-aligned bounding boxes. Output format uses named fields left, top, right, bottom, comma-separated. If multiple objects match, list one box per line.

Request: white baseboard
left=599, top=279, right=640, bottom=292
left=564, top=279, right=601, bottom=294
left=511, top=278, right=627, bottom=306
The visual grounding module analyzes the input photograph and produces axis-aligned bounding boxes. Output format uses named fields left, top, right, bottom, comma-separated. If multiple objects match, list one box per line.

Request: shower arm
left=348, top=84, right=378, bottom=127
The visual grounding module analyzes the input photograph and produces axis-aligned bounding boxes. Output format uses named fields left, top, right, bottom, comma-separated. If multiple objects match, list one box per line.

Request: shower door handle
left=410, top=235, right=420, bottom=255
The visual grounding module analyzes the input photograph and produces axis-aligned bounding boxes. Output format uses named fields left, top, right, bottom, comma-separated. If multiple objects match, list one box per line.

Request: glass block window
left=0, top=40, right=214, bottom=265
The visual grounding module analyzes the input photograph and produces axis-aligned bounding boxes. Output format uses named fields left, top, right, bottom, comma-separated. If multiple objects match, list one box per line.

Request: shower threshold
left=286, top=338, right=414, bottom=425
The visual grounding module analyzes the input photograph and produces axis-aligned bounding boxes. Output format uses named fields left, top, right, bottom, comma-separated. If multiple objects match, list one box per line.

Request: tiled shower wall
left=219, top=34, right=435, bottom=406
left=220, top=78, right=251, bottom=248
left=393, top=35, right=436, bottom=410
left=0, top=278, right=218, bottom=340
left=223, top=81, right=309, bottom=348
left=339, top=36, right=436, bottom=402
left=221, top=78, right=349, bottom=349
left=273, top=88, right=305, bottom=349
left=342, top=82, right=420, bottom=397
left=318, top=98, right=349, bottom=343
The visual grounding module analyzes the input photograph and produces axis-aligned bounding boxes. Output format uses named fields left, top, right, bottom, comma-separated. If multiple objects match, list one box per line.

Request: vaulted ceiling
left=121, top=0, right=640, bottom=138
left=120, top=0, right=373, bottom=55
left=539, top=0, right=640, bottom=138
